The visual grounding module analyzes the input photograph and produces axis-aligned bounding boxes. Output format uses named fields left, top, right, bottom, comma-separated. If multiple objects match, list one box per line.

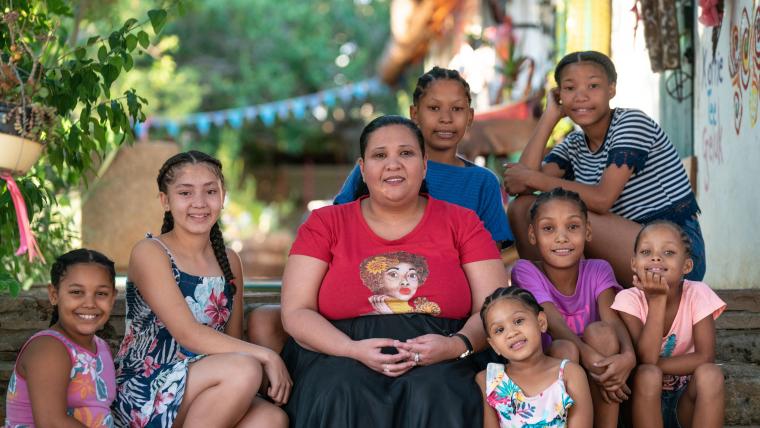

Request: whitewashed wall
left=610, top=0, right=660, bottom=118
left=694, top=1, right=760, bottom=289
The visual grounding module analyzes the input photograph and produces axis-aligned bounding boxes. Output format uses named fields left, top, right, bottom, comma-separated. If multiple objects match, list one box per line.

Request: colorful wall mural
left=694, top=0, right=760, bottom=289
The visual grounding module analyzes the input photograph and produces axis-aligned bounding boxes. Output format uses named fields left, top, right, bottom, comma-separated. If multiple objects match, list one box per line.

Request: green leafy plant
left=0, top=0, right=178, bottom=294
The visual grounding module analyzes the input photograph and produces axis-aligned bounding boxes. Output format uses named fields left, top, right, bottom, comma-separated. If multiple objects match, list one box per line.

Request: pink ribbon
left=1, top=172, right=45, bottom=263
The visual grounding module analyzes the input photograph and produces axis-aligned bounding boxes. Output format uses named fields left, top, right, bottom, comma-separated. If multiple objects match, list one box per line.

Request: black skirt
left=281, top=314, right=485, bottom=428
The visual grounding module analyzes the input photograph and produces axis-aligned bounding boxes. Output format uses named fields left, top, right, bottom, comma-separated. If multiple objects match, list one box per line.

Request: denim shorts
left=661, top=383, right=688, bottom=428
left=681, top=216, right=706, bottom=281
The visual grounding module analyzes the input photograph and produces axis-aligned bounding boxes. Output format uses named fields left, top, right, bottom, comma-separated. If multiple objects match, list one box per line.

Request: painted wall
left=694, top=1, right=760, bottom=289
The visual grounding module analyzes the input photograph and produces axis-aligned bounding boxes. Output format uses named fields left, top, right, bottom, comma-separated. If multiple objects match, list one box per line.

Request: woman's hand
left=350, top=338, right=415, bottom=377
left=261, top=349, right=293, bottom=405
left=503, top=162, right=535, bottom=195
left=368, top=295, right=393, bottom=314
left=396, top=334, right=460, bottom=366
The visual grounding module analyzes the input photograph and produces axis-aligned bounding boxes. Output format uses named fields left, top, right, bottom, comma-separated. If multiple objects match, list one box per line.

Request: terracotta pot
left=0, top=133, right=44, bottom=175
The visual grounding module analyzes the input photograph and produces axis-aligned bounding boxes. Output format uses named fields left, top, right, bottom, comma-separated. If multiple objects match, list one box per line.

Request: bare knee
left=548, top=339, right=580, bottom=363
left=583, top=321, right=618, bottom=356
left=246, top=305, right=283, bottom=343
left=224, top=353, right=264, bottom=393
left=692, top=363, right=724, bottom=396
left=633, top=364, right=663, bottom=397
left=258, top=402, right=289, bottom=427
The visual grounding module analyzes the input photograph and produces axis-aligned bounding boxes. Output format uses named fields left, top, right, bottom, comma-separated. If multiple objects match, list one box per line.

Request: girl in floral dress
left=112, top=151, right=290, bottom=427
left=5, top=249, right=118, bottom=427
left=477, top=286, right=592, bottom=428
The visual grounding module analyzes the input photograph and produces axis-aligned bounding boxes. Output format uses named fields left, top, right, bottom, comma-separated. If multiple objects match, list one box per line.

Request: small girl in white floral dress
left=477, top=286, right=593, bottom=428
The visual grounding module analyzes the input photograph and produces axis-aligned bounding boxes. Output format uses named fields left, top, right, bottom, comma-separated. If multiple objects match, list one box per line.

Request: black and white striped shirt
left=544, top=108, right=698, bottom=223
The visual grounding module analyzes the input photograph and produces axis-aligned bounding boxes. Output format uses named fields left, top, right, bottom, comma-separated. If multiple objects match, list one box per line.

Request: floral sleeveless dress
left=486, top=359, right=574, bottom=428
left=111, top=235, right=234, bottom=427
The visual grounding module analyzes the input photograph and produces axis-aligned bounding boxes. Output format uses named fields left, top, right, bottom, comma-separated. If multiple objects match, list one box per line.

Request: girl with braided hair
left=112, top=151, right=289, bottom=427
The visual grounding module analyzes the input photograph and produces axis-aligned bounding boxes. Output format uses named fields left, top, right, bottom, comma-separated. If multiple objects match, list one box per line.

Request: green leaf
left=123, top=53, right=134, bottom=71
left=126, top=90, right=139, bottom=117
left=75, top=47, right=87, bottom=60
left=97, top=104, right=108, bottom=123
left=122, top=18, right=139, bottom=31
left=126, top=34, right=138, bottom=52
left=108, top=31, right=122, bottom=50
left=97, top=46, right=108, bottom=63
left=46, top=0, right=72, bottom=15
left=147, top=9, right=168, bottom=35
left=108, top=55, right=123, bottom=70
left=87, top=36, right=100, bottom=46
left=0, top=270, right=21, bottom=297
left=137, top=31, right=150, bottom=49
left=101, top=64, right=120, bottom=87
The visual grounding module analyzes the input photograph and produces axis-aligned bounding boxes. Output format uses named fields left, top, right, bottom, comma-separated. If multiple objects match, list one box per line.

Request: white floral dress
left=111, top=235, right=233, bottom=427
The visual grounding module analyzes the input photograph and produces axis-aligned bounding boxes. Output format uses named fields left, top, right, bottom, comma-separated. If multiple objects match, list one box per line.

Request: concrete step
left=723, top=361, right=760, bottom=426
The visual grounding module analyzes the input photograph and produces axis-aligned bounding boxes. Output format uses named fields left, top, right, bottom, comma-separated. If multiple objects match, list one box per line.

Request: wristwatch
left=449, top=333, right=473, bottom=359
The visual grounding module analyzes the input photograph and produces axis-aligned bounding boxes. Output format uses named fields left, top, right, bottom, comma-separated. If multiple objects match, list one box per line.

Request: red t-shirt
left=290, top=196, right=500, bottom=320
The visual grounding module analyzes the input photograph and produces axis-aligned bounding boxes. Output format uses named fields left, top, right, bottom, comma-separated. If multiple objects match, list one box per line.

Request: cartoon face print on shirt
left=359, top=251, right=441, bottom=315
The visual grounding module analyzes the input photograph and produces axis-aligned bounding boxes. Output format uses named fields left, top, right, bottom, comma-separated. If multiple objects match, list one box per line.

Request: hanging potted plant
left=0, top=0, right=175, bottom=293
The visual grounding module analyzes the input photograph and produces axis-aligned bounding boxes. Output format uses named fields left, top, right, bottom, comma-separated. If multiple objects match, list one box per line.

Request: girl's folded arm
left=656, top=315, right=717, bottom=376
left=565, top=361, right=593, bottom=427
left=519, top=107, right=563, bottom=170
left=22, top=337, right=86, bottom=428
left=598, top=289, right=636, bottom=358
left=542, top=302, right=601, bottom=368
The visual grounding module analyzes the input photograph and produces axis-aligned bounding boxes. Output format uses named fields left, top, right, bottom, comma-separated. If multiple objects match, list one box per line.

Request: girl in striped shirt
left=504, top=51, right=704, bottom=288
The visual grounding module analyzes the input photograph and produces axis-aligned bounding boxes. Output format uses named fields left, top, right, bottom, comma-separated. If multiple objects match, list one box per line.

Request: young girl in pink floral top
left=5, top=249, right=117, bottom=427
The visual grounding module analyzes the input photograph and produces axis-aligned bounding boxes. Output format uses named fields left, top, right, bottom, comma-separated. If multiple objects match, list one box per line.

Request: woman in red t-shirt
left=280, top=115, right=508, bottom=428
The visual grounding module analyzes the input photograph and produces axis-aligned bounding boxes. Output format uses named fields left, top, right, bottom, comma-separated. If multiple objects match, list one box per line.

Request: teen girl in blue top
left=504, top=51, right=704, bottom=288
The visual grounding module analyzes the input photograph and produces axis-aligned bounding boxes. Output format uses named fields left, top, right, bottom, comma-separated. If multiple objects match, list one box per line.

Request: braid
left=210, top=221, right=236, bottom=294
left=529, top=187, right=588, bottom=223
left=412, top=66, right=472, bottom=106
left=161, top=211, right=174, bottom=234
left=156, top=151, right=234, bottom=291
left=480, top=286, right=543, bottom=333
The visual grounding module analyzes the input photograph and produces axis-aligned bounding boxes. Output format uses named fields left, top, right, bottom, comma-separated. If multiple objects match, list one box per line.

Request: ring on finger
left=413, top=352, right=421, bottom=364
left=383, top=364, right=390, bottom=373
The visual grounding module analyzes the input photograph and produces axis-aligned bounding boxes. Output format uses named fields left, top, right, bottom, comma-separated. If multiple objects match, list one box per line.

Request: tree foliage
left=0, top=0, right=181, bottom=294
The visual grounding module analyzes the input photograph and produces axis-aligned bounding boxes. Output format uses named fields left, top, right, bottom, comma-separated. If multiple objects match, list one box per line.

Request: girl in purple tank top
left=5, top=249, right=118, bottom=427
left=510, top=188, right=637, bottom=427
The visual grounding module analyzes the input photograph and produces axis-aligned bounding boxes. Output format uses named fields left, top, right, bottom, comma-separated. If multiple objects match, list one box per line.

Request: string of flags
left=135, top=77, right=387, bottom=139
